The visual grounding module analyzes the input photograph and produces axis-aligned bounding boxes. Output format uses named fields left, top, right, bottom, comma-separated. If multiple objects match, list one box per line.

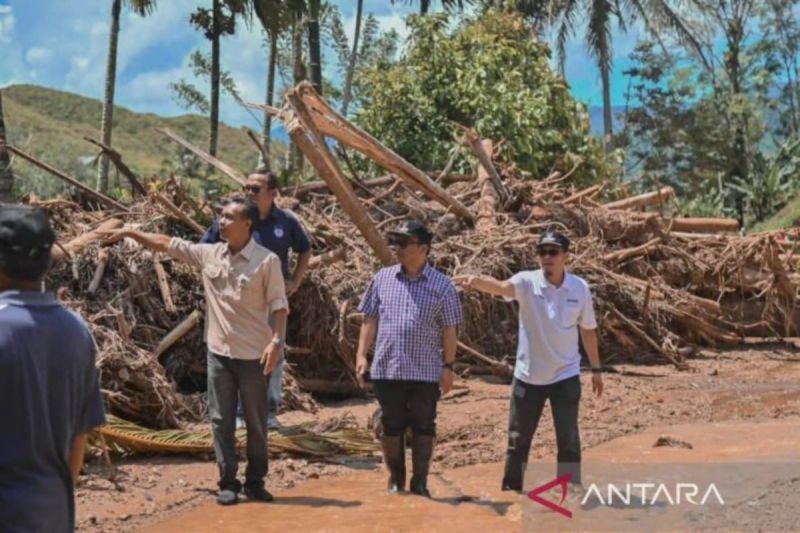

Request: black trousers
left=207, top=353, right=269, bottom=492
left=372, top=380, right=440, bottom=437
left=502, top=375, right=582, bottom=490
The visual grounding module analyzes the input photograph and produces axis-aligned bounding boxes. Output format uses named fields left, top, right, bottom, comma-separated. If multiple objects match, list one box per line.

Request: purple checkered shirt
left=358, top=263, right=463, bottom=382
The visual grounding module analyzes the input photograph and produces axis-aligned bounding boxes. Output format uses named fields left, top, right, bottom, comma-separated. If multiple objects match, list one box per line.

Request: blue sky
left=0, top=0, right=639, bottom=129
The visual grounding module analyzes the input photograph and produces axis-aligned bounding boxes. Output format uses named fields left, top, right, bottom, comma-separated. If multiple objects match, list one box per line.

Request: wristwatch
left=270, top=337, right=284, bottom=348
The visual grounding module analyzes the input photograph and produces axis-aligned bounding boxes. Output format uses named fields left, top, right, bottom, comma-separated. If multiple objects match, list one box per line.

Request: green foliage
left=2, top=85, right=287, bottom=198
left=355, top=11, right=609, bottom=180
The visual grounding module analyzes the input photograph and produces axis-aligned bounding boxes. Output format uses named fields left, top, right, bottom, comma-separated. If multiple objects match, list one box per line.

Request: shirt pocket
left=202, top=263, right=226, bottom=292
left=560, top=301, right=582, bottom=329
left=236, top=272, right=263, bottom=305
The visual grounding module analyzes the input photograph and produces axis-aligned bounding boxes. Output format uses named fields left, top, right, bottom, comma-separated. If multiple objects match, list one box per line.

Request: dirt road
left=75, top=347, right=800, bottom=531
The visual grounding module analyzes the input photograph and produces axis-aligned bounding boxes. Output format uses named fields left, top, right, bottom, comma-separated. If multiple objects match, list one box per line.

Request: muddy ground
left=74, top=346, right=800, bottom=531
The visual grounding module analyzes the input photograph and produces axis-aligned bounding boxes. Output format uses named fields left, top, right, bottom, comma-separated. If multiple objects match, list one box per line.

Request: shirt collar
left=237, top=238, right=258, bottom=261
left=0, top=289, right=59, bottom=307
left=534, top=270, right=569, bottom=293
left=262, top=204, right=280, bottom=221
left=395, top=263, right=431, bottom=282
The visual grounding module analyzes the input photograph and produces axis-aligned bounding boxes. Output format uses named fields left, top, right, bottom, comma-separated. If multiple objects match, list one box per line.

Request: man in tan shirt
left=102, top=198, right=288, bottom=506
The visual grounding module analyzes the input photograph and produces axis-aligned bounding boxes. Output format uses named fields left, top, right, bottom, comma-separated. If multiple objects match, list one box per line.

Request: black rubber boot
left=409, top=435, right=434, bottom=498
left=381, top=435, right=406, bottom=493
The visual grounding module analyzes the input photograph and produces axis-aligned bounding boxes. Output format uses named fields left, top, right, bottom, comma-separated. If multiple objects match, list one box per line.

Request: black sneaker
left=216, top=489, right=238, bottom=506
left=244, top=485, right=274, bottom=502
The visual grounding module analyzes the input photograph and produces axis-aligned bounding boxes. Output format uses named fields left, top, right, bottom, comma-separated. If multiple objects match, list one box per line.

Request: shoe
left=244, top=485, right=275, bottom=502
left=267, top=414, right=280, bottom=430
left=216, top=489, right=238, bottom=506
left=409, top=435, right=435, bottom=498
left=381, top=435, right=406, bottom=493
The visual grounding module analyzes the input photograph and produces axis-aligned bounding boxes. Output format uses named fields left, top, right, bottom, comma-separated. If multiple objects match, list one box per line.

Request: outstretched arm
left=101, top=229, right=171, bottom=253
left=452, top=274, right=515, bottom=299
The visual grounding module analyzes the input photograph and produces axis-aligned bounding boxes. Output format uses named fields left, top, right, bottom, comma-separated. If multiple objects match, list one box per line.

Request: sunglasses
left=243, top=185, right=263, bottom=193
left=389, top=237, right=421, bottom=248
left=537, top=247, right=563, bottom=257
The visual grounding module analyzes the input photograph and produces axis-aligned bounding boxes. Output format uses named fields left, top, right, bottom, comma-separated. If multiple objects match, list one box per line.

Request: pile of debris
left=15, top=83, right=800, bottom=433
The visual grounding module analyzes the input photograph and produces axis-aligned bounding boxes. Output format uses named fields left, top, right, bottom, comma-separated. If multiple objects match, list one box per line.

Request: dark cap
left=386, top=220, right=433, bottom=244
left=0, top=205, right=56, bottom=258
left=537, top=231, right=570, bottom=251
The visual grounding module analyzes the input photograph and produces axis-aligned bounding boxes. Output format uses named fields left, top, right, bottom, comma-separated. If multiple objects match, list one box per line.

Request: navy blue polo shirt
left=200, top=205, right=311, bottom=278
left=0, top=290, right=106, bottom=532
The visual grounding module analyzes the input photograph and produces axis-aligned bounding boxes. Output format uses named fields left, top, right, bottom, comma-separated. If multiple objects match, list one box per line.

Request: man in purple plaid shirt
left=356, top=220, right=463, bottom=498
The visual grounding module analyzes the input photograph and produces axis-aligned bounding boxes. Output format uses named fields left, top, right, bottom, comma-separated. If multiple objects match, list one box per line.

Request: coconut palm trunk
left=97, top=0, right=122, bottom=193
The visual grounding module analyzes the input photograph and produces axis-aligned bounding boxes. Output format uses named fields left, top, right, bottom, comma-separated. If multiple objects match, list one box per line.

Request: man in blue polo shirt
left=201, top=169, right=311, bottom=428
left=0, top=205, right=106, bottom=531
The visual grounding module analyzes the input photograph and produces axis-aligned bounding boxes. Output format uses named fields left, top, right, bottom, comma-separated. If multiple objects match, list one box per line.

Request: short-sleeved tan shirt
left=167, top=237, right=288, bottom=360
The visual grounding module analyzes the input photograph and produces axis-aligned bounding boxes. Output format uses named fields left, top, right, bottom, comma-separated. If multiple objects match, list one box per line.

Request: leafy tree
left=356, top=11, right=609, bottom=181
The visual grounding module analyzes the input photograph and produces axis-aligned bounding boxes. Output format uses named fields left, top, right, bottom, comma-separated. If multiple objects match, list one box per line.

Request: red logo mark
left=527, top=472, right=573, bottom=518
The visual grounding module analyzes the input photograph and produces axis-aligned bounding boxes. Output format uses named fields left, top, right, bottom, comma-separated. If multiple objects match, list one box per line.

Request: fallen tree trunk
left=52, top=218, right=124, bottom=263
left=157, top=128, right=247, bottom=186
left=8, top=145, right=129, bottom=212
left=603, top=187, right=674, bottom=211
left=294, top=83, right=475, bottom=223
left=476, top=138, right=499, bottom=233
left=152, top=310, right=202, bottom=361
left=84, top=137, right=148, bottom=197
left=152, top=192, right=206, bottom=235
left=666, top=217, right=739, bottom=233
left=285, top=90, right=394, bottom=265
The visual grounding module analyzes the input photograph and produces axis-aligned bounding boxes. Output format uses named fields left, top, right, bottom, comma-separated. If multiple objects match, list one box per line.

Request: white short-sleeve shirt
left=507, top=269, right=597, bottom=385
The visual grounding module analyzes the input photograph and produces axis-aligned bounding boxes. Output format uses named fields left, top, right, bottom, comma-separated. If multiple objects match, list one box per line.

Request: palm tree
left=0, top=91, right=13, bottom=201
left=253, top=0, right=292, bottom=164
left=340, top=0, right=364, bottom=116
left=390, top=0, right=472, bottom=15
left=548, top=0, right=706, bottom=144
left=306, top=0, right=323, bottom=94
left=97, top=0, right=157, bottom=194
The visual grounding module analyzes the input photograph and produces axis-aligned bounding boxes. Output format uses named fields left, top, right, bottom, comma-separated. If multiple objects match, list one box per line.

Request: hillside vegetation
left=2, top=84, right=285, bottom=197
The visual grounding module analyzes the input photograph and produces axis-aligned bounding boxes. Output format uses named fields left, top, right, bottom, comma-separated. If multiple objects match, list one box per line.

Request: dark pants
left=207, top=353, right=269, bottom=492
left=372, top=380, right=440, bottom=437
left=502, top=375, right=582, bottom=491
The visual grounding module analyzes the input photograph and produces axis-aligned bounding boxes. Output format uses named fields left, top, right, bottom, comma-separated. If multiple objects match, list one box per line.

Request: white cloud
left=0, top=12, right=14, bottom=44
left=0, top=6, right=11, bottom=15
left=25, top=46, right=53, bottom=66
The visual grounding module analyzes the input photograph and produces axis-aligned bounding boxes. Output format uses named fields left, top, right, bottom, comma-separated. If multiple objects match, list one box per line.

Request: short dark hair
left=0, top=251, right=51, bottom=282
left=251, top=168, right=280, bottom=191
left=226, top=198, right=260, bottom=232
left=0, top=205, right=54, bottom=282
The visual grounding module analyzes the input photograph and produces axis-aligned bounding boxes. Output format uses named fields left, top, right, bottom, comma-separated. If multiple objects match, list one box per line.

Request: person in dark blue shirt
left=201, top=169, right=311, bottom=427
left=0, top=205, right=106, bottom=532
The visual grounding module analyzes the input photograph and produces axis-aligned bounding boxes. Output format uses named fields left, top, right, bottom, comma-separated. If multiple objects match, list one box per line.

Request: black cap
left=0, top=205, right=56, bottom=258
left=537, top=231, right=570, bottom=251
left=386, top=220, right=433, bottom=244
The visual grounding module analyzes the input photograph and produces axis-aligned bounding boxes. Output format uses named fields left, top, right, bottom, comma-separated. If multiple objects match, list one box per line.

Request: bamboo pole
left=7, top=145, right=129, bottom=212
left=285, top=90, right=394, bottom=265
left=157, top=128, right=247, bottom=186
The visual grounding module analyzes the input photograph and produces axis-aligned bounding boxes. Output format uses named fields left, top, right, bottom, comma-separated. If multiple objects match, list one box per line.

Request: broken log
left=457, top=340, right=513, bottom=376
left=152, top=310, right=202, bottom=361
left=666, top=217, right=739, bottom=233
left=284, top=91, right=394, bottom=265
left=294, top=83, right=475, bottom=223
left=157, top=128, right=247, bottom=186
left=83, top=137, right=148, bottom=197
left=152, top=192, right=206, bottom=235
left=603, top=187, right=674, bottom=211
left=460, top=127, right=510, bottom=204
left=476, top=138, right=499, bottom=233
left=296, top=378, right=363, bottom=396
left=153, top=256, right=176, bottom=313
left=88, top=249, right=110, bottom=294
left=603, top=237, right=662, bottom=264
left=308, top=248, right=346, bottom=269
left=7, top=145, right=129, bottom=212
left=52, top=218, right=124, bottom=263
left=564, top=182, right=606, bottom=204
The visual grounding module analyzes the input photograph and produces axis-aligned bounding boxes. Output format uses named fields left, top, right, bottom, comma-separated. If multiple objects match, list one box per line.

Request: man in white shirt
left=454, top=231, right=602, bottom=491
